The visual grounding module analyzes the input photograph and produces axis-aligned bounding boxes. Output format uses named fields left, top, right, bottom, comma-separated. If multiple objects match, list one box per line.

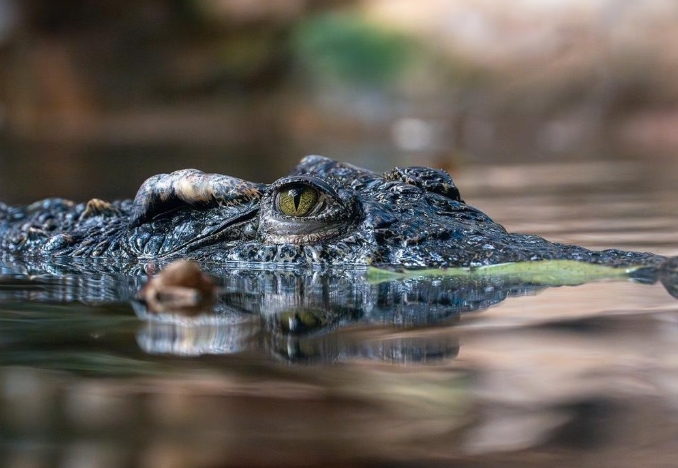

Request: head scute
left=292, top=155, right=376, bottom=182
left=130, top=169, right=265, bottom=226
left=383, top=166, right=463, bottom=202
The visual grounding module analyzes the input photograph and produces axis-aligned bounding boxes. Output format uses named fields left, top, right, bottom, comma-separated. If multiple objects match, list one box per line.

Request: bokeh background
left=4, top=4, right=678, bottom=468
left=0, top=0, right=677, bottom=203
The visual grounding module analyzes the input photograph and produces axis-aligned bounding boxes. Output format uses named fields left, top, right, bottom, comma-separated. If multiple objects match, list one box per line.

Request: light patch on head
left=130, top=168, right=266, bottom=226
left=177, top=178, right=212, bottom=204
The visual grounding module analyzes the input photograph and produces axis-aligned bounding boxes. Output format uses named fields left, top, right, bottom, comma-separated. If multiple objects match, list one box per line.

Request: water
left=1, top=160, right=678, bottom=468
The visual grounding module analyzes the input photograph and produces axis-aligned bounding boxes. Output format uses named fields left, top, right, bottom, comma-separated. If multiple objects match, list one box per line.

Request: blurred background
left=0, top=0, right=677, bottom=202
left=4, top=4, right=678, bottom=467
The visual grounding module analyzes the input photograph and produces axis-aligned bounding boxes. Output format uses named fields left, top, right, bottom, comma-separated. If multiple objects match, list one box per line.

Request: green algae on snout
left=367, top=260, right=643, bottom=286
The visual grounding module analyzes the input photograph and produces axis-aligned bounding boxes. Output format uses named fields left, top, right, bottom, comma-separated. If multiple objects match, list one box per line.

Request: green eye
left=278, top=185, right=319, bottom=217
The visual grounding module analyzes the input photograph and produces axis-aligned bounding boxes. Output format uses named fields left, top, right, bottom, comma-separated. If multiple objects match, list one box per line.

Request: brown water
left=1, top=160, right=678, bottom=468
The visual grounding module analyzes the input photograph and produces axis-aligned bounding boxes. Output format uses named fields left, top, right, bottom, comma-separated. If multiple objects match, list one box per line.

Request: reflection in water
left=134, top=264, right=662, bottom=363
left=135, top=267, right=471, bottom=364
left=0, top=266, right=677, bottom=467
left=0, top=261, right=674, bottom=367
left=0, top=164, right=678, bottom=467
left=0, top=261, right=636, bottom=363
left=0, top=265, right=677, bottom=467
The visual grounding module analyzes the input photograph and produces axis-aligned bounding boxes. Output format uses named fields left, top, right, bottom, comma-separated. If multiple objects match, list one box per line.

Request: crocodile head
left=122, top=155, right=665, bottom=268
left=124, top=155, right=492, bottom=267
left=6, top=156, right=663, bottom=269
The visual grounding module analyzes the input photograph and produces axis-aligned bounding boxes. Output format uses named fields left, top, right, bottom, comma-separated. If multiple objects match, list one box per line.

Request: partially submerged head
left=126, top=155, right=478, bottom=268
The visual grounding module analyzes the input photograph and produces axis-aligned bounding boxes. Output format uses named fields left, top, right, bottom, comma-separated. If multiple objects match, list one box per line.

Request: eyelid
left=271, top=176, right=340, bottom=200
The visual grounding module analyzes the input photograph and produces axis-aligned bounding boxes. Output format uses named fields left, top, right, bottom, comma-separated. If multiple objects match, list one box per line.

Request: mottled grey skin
left=0, top=156, right=665, bottom=269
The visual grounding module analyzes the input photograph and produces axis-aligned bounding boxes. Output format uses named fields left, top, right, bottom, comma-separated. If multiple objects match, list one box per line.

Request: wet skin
left=1, top=151, right=677, bottom=364
left=0, top=155, right=666, bottom=271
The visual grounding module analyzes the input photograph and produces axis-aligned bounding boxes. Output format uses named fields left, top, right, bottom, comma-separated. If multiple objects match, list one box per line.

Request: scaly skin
left=0, top=156, right=666, bottom=270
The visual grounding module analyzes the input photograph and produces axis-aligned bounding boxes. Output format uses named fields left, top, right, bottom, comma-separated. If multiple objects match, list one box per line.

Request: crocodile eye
left=277, top=185, right=319, bottom=217
left=261, top=175, right=358, bottom=245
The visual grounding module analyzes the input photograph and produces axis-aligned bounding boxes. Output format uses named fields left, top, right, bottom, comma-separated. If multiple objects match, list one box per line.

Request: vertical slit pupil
left=292, top=189, right=303, bottom=211
left=277, top=184, right=318, bottom=217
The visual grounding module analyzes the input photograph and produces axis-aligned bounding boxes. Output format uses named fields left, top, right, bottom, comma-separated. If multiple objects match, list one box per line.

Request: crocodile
left=0, top=155, right=667, bottom=270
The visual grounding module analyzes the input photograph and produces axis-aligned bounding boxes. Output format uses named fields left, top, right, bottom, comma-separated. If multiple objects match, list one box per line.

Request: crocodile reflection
left=0, top=258, right=673, bottom=364
left=131, top=268, right=577, bottom=363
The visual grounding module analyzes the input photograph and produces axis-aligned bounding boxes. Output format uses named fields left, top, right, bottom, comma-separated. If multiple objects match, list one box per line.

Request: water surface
left=1, top=160, right=678, bottom=468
